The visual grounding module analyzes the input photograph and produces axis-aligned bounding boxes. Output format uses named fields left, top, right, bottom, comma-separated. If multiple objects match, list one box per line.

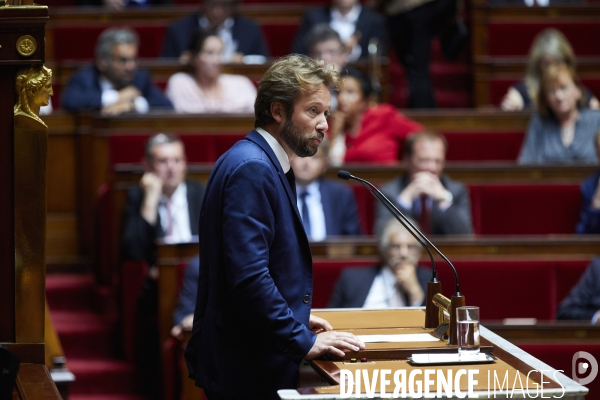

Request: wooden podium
left=0, top=4, right=62, bottom=399
left=279, top=309, right=590, bottom=399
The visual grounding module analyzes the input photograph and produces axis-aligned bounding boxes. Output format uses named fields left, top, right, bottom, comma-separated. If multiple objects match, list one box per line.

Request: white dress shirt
left=296, top=181, right=327, bottom=241
left=158, top=182, right=192, bottom=244
left=330, top=4, right=362, bottom=62
left=256, top=127, right=290, bottom=173
left=363, top=266, right=421, bottom=308
left=524, top=0, right=549, bottom=6
left=99, top=77, right=149, bottom=113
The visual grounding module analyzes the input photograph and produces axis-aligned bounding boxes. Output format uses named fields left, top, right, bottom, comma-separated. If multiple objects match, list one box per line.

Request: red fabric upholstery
left=97, top=183, right=116, bottom=286
left=260, top=23, right=300, bottom=58
left=520, top=344, right=600, bottom=399
left=554, top=260, right=589, bottom=307
left=488, top=23, right=600, bottom=57
left=469, top=184, right=581, bottom=235
left=442, top=131, right=524, bottom=161
left=108, top=133, right=244, bottom=165
left=51, top=25, right=166, bottom=61
left=313, top=259, right=590, bottom=320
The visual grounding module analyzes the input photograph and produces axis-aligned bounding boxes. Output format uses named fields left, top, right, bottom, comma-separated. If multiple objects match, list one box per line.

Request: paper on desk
left=356, top=333, right=440, bottom=343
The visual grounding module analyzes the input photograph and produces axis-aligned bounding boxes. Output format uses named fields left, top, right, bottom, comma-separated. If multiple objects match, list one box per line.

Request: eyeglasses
left=310, top=48, right=344, bottom=58
left=388, top=243, right=420, bottom=252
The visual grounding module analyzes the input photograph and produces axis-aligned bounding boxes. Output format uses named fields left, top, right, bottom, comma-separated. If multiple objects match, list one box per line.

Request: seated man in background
left=556, top=257, right=600, bottom=322
left=329, top=218, right=430, bottom=308
left=374, top=131, right=473, bottom=236
left=307, top=24, right=347, bottom=73
left=61, top=28, right=173, bottom=115
left=292, top=0, right=387, bottom=63
left=576, top=131, right=600, bottom=234
left=160, top=0, right=269, bottom=63
left=171, top=255, right=200, bottom=338
left=290, top=141, right=362, bottom=241
left=121, top=133, right=205, bottom=268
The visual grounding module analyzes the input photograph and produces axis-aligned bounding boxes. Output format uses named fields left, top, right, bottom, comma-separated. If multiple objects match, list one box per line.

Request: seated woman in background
left=501, top=28, right=599, bottom=111
left=518, top=63, right=600, bottom=164
left=165, top=30, right=257, bottom=113
left=328, top=67, right=423, bottom=166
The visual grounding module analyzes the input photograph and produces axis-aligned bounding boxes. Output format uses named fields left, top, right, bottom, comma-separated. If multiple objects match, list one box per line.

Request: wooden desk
left=279, top=309, right=588, bottom=399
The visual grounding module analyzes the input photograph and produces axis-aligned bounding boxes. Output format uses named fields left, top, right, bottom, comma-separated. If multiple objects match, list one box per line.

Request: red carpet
left=47, top=274, right=146, bottom=399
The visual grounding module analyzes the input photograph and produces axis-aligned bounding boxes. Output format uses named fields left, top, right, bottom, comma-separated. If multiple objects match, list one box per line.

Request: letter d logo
left=572, top=351, right=598, bottom=385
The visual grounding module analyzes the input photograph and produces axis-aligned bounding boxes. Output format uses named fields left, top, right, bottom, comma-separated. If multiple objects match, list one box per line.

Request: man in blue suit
left=61, top=28, right=172, bottom=115
left=290, top=141, right=362, bottom=240
left=576, top=132, right=600, bottom=234
left=184, top=54, right=364, bottom=400
left=160, top=0, right=269, bottom=63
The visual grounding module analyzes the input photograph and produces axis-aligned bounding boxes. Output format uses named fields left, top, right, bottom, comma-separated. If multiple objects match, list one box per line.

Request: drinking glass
left=456, top=306, right=480, bottom=359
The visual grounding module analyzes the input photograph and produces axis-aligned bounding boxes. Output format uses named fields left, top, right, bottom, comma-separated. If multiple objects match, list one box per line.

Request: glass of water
left=456, top=306, right=480, bottom=359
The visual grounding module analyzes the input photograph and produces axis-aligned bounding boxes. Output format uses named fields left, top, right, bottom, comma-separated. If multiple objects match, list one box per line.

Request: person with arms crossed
left=374, top=131, right=473, bottom=236
left=184, top=54, right=365, bottom=400
left=556, top=257, right=600, bottom=322
left=576, top=131, right=600, bottom=234
left=329, top=218, right=431, bottom=308
left=61, top=28, right=172, bottom=115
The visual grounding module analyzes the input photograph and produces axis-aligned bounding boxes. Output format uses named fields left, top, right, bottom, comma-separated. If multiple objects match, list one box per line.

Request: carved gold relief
left=14, top=65, right=53, bottom=128
left=16, top=35, right=36, bottom=57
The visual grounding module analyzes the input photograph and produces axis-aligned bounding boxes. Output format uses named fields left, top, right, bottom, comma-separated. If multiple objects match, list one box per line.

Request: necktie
left=418, top=194, right=431, bottom=235
left=285, top=168, right=296, bottom=198
left=299, top=190, right=312, bottom=238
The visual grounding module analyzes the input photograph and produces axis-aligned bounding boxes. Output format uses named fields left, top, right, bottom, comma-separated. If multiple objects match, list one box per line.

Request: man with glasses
left=160, top=0, right=269, bottom=63
left=61, top=27, right=173, bottom=115
left=329, top=218, right=430, bottom=308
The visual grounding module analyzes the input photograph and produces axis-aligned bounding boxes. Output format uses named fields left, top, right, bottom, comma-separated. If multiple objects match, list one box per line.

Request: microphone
left=338, top=170, right=466, bottom=344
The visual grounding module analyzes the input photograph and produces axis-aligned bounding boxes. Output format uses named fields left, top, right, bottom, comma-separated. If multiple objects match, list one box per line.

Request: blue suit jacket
left=318, top=178, right=362, bottom=236
left=160, top=13, right=269, bottom=59
left=291, top=6, right=388, bottom=59
left=173, top=255, right=200, bottom=326
left=576, top=171, right=600, bottom=234
left=60, top=66, right=173, bottom=112
left=557, top=258, right=600, bottom=320
left=328, top=265, right=431, bottom=308
left=185, top=130, right=315, bottom=399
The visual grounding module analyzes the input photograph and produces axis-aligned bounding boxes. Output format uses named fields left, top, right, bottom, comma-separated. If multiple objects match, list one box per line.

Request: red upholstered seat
left=469, top=184, right=581, bottom=235
left=442, top=131, right=524, bottom=161
left=555, top=260, right=590, bottom=307
left=488, top=23, right=600, bottom=57
left=520, top=344, right=600, bottom=399
left=108, top=133, right=245, bottom=165
left=260, top=23, right=300, bottom=58
left=51, top=25, right=166, bottom=61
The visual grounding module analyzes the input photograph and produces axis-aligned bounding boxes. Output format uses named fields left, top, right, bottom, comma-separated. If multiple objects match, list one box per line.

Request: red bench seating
left=519, top=344, right=600, bottom=399
left=312, top=258, right=590, bottom=319
left=487, top=22, right=600, bottom=57
left=351, top=183, right=581, bottom=236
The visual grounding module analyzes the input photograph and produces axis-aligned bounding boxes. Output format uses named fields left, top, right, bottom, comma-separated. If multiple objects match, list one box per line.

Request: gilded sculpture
left=14, top=65, right=53, bottom=128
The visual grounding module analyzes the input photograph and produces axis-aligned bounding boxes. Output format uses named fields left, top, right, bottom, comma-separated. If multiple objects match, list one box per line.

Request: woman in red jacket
left=328, top=67, right=424, bottom=165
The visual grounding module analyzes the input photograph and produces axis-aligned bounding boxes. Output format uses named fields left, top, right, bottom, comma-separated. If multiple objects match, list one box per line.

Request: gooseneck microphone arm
left=338, top=170, right=461, bottom=295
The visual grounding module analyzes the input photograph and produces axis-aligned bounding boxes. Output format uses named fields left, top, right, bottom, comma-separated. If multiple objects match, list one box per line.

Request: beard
left=279, top=116, right=323, bottom=158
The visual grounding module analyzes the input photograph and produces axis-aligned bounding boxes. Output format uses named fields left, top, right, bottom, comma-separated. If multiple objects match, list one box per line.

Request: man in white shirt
left=121, top=133, right=205, bottom=267
left=290, top=141, right=362, bottom=241
left=292, top=0, right=387, bottom=62
left=61, top=28, right=173, bottom=115
left=329, top=218, right=431, bottom=308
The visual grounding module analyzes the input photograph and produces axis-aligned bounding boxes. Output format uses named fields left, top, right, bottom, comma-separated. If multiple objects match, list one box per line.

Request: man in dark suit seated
left=292, top=0, right=387, bottom=63
left=374, top=131, right=474, bottom=236
left=160, top=0, right=269, bottom=63
left=121, top=133, right=205, bottom=269
left=290, top=141, right=362, bottom=240
left=329, top=218, right=431, bottom=308
left=576, top=132, right=600, bottom=234
left=556, top=257, right=600, bottom=322
left=61, top=28, right=173, bottom=115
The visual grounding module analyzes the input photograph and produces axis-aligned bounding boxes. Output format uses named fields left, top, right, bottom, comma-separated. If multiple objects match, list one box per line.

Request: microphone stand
left=338, top=170, right=465, bottom=345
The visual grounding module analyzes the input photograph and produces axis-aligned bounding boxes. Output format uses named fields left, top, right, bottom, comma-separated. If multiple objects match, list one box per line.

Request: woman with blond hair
left=501, top=28, right=599, bottom=111
left=518, top=63, right=600, bottom=164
